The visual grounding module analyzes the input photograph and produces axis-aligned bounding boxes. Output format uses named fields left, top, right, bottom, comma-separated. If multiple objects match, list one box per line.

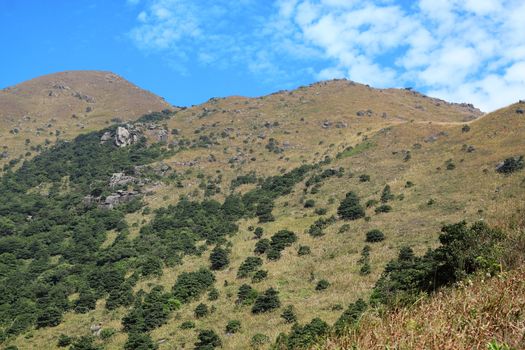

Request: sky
left=1, top=0, right=525, bottom=112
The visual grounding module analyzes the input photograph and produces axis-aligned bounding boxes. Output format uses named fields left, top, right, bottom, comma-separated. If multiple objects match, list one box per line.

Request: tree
left=195, top=329, right=222, bottom=349
left=74, top=289, right=97, bottom=313
left=281, top=305, right=297, bottom=323
left=380, top=185, right=394, bottom=203
left=194, top=303, right=209, bottom=318
left=225, top=320, right=241, bottom=334
left=315, top=279, right=330, bottom=291
left=209, top=246, right=229, bottom=270
left=337, top=192, right=365, bottom=220
left=237, top=284, right=258, bottom=305
left=35, top=307, right=62, bottom=328
left=365, top=229, right=385, bottom=243
left=124, top=332, right=158, bottom=350
left=172, top=268, right=215, bottom=303
left=254, top=239, right=271, bottom=255
left=252, top=288, right=280, bottom=314
left=256, top=197, right=275, bottom=223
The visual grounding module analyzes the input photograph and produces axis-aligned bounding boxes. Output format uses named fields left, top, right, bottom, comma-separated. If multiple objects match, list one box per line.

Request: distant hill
left=0, top=70, right=172, bottom=166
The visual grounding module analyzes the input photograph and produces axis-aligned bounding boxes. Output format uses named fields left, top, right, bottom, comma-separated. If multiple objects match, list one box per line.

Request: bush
left=254, top=226, right=264, bottom=239
left=124, top=332, right=158, bottom=350
left=74, top=289, right=97, bottom=314
left=359, top=174, right=370, bottom=182
left=57, top=334, right=72, bottom=347
left=195, top=329, right=222, bottom=349
left=237, top=284, right=258, bottom=305
left=496, top=156, right=524, bottom=174
left=100, top=328, right=116, bottom=340
left=281, top=305, right=297, bottom=323
left=380, top=185, right=394, bottom=203
left=254, top=239, right=270, bottom=255
left=366, top=229, right=385, bottom=243
left=237, top=256, right=263, bottom=278
left=315, top=279, right=330, bottom=291
left=266, top=248, right=282, bottom=261
left=194, top=303, right=209, bottom=318
left=333, top=299, right=367, bottom=335
left=270, top=230, right=297, bottom=251
left=208, top=288, right=219, bottom=301
left=252, top=288, right=280, bottom=314
left=36, top=307, right=62, bottom=328
left=251, top=333, right=270, bottom=348
left=275, top=318, right=329, bottom=349
left=338, top=192, right=365, bottom=220
left=70, top=336, right=102, bottom=350
left=375, top=204, right=392, bottom=214
left=210, top=246, right=229, bottom=270
left=225, top=320, right=241, bottom=334
left=252, top=269, right=268, bottom=283
left=180, top=321, right=195, bottom=329
left=371, top=221, right=504, bottom=306
left=314, top=207, right=327, bottom=215
left=172, top=268, right=215, bottom=303
left=297, top=245, right=311, bottom=256
left=304, top=199, right=315, bottom=208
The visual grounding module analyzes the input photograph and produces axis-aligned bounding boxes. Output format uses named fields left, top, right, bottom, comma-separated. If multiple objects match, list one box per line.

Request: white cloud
left=129, top=0, right=525, bottom=111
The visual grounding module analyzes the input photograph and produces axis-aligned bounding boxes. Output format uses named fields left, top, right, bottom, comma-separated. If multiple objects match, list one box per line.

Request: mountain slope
left=1, top=77, right=523, bottom=350
left=0, top=70, right=172, bottom=167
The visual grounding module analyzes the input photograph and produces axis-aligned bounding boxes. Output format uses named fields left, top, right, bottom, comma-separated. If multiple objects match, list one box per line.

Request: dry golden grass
left=319, top=266, right=525, bottom=350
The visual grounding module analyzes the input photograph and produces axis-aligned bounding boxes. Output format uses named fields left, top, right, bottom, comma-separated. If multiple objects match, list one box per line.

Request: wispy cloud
left=129, top=0, right=525, bottom=111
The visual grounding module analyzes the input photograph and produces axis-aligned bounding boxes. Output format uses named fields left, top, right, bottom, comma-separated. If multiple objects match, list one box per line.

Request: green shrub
left=100, top=328, right=116, bottom=340
left=172, top=268, right=215, bottom=303
left=195, top=329, right=221, bottom=350
left=359, top=174, right=370, bottom=182
left=314, top=207, right=327, bottom=215
left=365, top=229, right=385, bottom=243
left=375, top=204, right=392, bottom=214
left=225, top=320, right=241, bottom=334
left=371, top=221, right=504, bottom=306
left=304, top=199, right=315, bottom=208
left=70, top=336, right=102, bottom=350
left=254, top=239, right=271, bottom=255
left=251, top=333, right=270, bottom=348
left=297, top=245, right=311, bottom=256
left=57, top=334, right=72, bottom=347
left=208, top=288, right=219, bottom=301
left=338, top=192, right=365, bottom=220
left=496, top=156, right=524, bottom=174
left=315, top=279, right=330, bottom=291
left=380, top=185, right=394, bottom=203
left=180, top=321, right=195, bottom=329
left=266, top=248, right=282, bottom=261
left=194, top=303, right=209, bottom=318
left=237, top=257, right=263, bottom=278
left=333, top=299, right=367, bottom=335
left=274, top=318, right=329, bottom=349
left=254, top=227, right=264, bottom=239
left=252, top=270, right=268, bottom=283
left=210, top=246, right=229, bottom=270
left=252, top=288, right=280, bottom=314
left=281, top=305, right=297, bottom=324
left=237, top=284, right=258, bottom=305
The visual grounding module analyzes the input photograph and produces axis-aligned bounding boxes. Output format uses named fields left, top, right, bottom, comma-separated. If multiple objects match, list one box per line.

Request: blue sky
left=1, top=0, right=525, bottom=111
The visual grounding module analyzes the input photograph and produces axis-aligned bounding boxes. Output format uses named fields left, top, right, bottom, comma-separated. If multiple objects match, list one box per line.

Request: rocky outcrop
left=109, top=172, right=136, bottom=188
left=83, top=190, right=140, bottom=210
left=100, top=125, right=141, bottom=147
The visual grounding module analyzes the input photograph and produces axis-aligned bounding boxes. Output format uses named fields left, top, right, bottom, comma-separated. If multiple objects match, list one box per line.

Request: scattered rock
left=115, top=126, right=139, bottom=147
left=0, top=151, right=8, bottom=159
left=109, top=172, right=136, bottom=188
left=516, top=108, right=524, bottom=114
left=100, top=131, right=112, bottom=143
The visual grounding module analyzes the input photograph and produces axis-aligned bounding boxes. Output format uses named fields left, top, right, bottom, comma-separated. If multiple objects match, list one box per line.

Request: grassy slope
left=6, top=80, right=525, bottom=349
left=0, top=70, right=171, bottom=168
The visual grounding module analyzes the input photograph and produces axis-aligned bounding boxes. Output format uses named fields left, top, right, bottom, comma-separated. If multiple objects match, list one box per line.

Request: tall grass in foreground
left=317, top=202, right=525, bottom=350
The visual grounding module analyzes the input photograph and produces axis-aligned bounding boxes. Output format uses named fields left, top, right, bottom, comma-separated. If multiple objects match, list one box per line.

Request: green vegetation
left=336, top=142, right=374, bottom=159
left=338, top=191, right=365, bottom=220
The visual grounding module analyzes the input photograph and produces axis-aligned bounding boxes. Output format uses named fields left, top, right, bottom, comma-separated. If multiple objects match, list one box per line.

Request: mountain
left=0, top=70, right=172, bottom=167
left=0, top=74, right=523, bottom=350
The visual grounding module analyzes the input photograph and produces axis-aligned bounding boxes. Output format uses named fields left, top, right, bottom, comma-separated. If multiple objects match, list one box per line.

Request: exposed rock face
left=109, top=172, right=136, bottom=188
left=115, top=126, right=134, bottom=147
left=83, top=190, right=140, bottom=210
left=100, top=131, right=112, bottom=143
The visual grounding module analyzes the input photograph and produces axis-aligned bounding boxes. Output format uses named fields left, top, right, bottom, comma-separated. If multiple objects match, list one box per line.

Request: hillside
left=0, top=76, right=524, bottom=350
left=0, top=70, right=172, bottom=168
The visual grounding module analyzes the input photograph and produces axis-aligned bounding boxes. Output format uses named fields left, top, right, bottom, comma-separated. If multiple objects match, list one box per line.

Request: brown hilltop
left=0, top=70, right=172, bottom=165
